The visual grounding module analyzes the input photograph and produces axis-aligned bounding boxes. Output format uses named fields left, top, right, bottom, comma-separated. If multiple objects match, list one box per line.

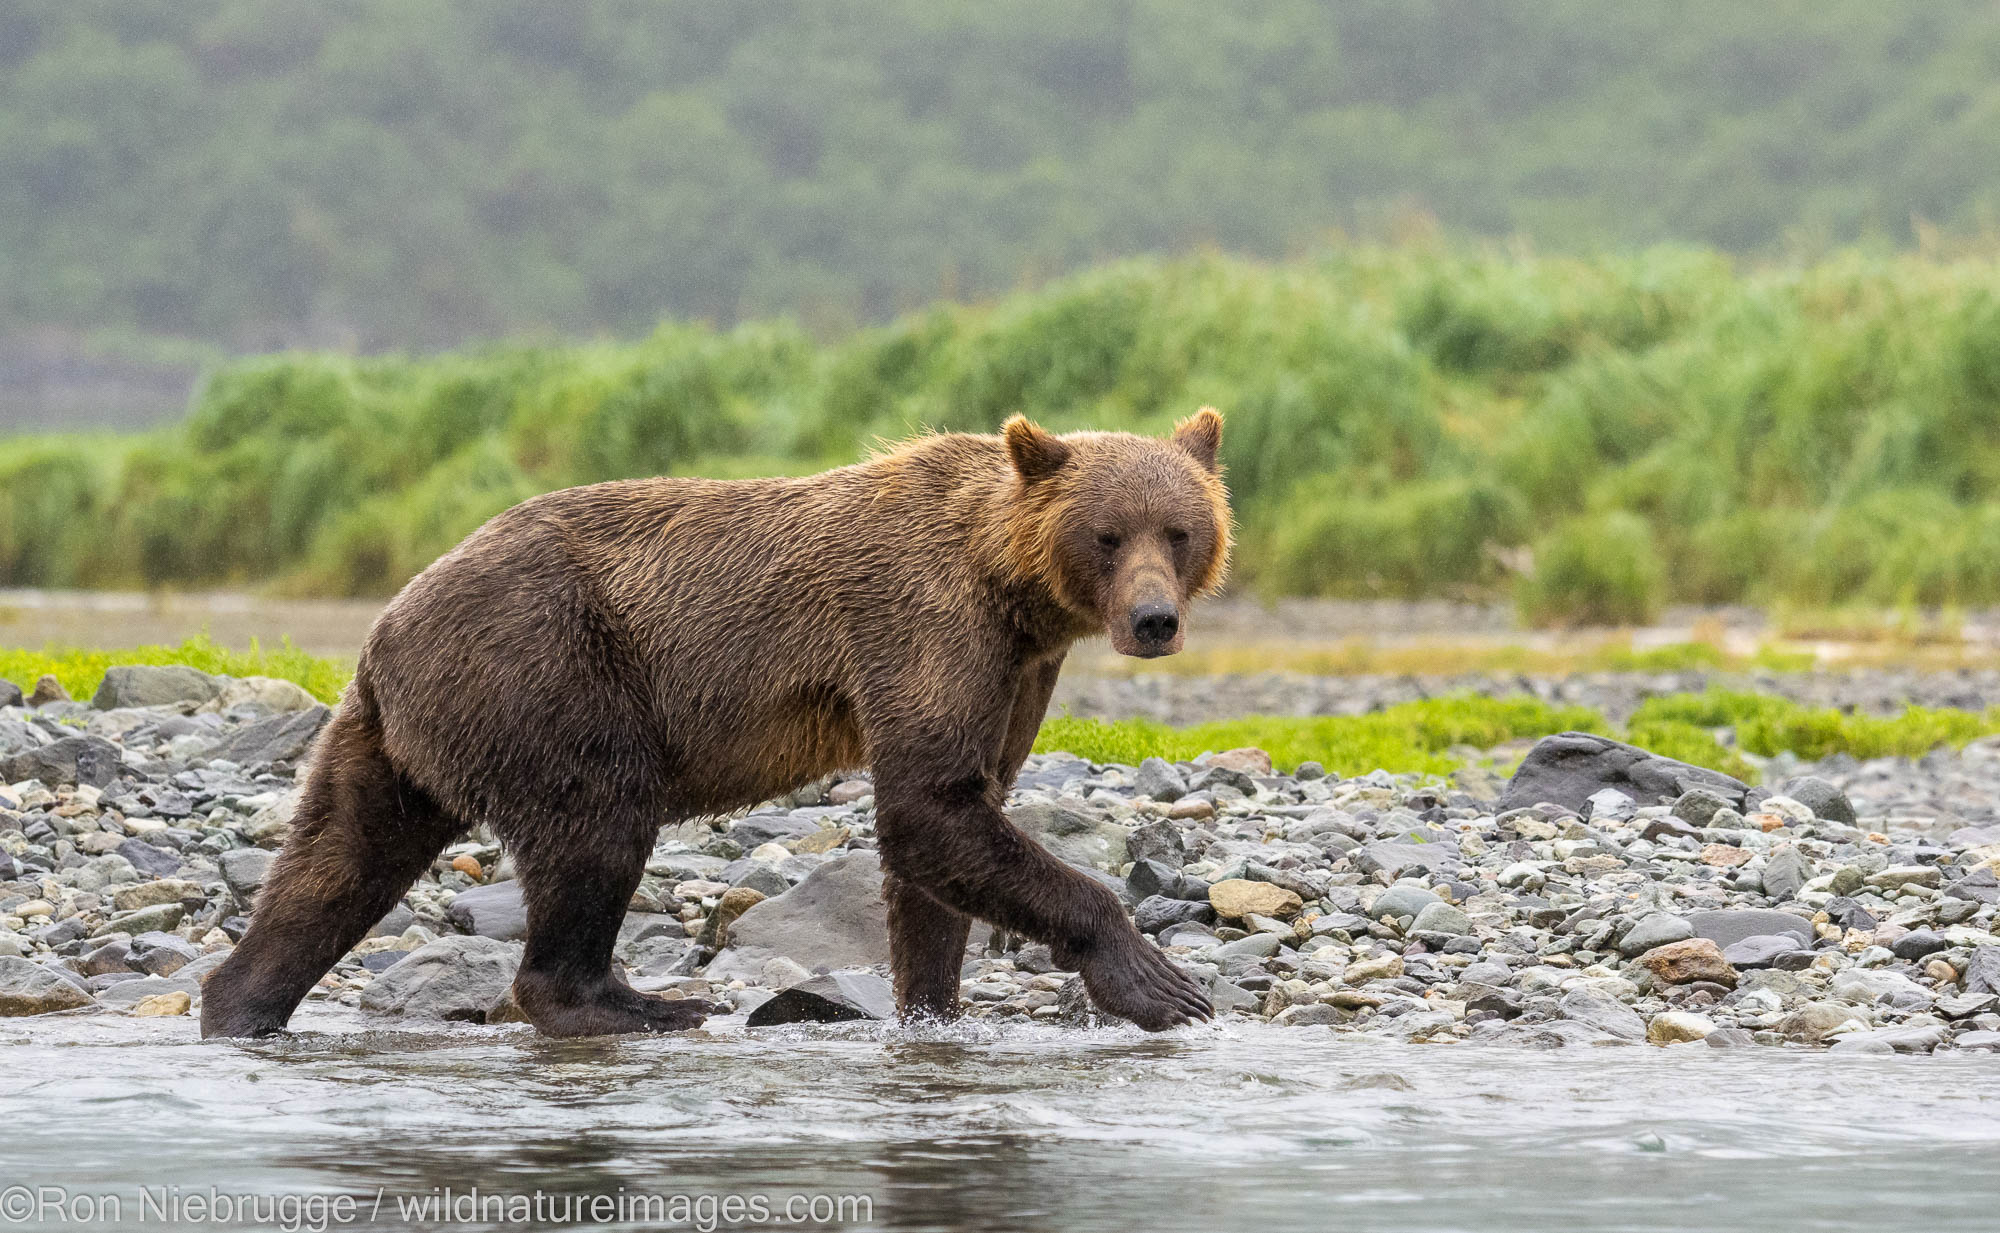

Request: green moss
left=1034, top=696, right=1605, bottom=775
left=0, top=637, right=351, bottom=705
left=1043, top=688, right=2000, bottom=778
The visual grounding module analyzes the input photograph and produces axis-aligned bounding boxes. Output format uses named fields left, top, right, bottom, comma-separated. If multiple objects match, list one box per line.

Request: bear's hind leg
left=886, top=874, right=972, bottom=1020
left=508, top=814, right=715, bottom=1037
left=201, top=714, right=461, bottom=1038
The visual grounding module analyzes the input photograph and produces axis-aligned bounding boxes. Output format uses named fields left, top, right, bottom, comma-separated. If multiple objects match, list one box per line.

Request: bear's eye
left=1095, top=531, right=1121, bottom=552
left=1166, top=527, right=1190, bottom=548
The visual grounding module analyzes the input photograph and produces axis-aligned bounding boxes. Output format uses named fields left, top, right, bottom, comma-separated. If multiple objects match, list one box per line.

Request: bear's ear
left=1172, top=406, right=1223, bottom=472
left=1003, top=415, right=1072, bottom=483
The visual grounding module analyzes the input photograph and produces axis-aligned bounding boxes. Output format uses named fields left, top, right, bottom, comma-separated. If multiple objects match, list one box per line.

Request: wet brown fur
left=201, top=410, right=1231, bottom=1038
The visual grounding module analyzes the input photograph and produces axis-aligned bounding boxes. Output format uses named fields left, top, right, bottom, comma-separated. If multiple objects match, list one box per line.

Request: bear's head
left=1001, top=407, right=1232, bottom=658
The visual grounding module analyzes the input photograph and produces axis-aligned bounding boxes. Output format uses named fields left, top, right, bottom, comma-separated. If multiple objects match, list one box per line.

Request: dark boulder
left=0, top=735, right=121, bottom=789
left=1496, top=731, right=1749, bottom=814
left=745, top=971, right=895, bottom=1026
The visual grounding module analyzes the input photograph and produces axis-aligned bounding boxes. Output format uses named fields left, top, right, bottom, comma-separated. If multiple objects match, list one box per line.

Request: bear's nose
left=1131, top=602, right=1179, bottom=647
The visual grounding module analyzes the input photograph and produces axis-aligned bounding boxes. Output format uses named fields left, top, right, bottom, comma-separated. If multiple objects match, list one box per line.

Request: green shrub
left=15, top=244, right=2000, bottom=620
left=1515, top=511, right=1665, bottom=627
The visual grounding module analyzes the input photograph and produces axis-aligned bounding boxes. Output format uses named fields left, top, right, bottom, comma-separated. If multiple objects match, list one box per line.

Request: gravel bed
left=2, top=665, right=1997, bottom=1053
left=1055, top=667, right=2000, bottom=725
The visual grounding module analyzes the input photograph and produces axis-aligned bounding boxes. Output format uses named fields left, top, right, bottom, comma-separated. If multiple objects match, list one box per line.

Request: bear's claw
left=1079, top=935, right=1214, bottom=1030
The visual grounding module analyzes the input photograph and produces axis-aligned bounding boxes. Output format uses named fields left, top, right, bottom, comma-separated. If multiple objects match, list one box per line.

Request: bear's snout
left=1129, top=601, right=1180, bottom=653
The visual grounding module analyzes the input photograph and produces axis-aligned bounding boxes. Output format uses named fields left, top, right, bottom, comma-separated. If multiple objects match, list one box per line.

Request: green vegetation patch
left=1035, top=696, right=1607, bottom=776
left=17, top=246, right=2000, bottom=626
left=1630, top=690, right=2000, bottom=762
left=0, top=637, right=351, bottom=706
left=1041, top=689, right=2000, bottom=779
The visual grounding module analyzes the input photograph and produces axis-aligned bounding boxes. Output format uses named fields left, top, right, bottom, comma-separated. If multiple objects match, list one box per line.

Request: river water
left=5, top=1008, right=1998, bottom=1232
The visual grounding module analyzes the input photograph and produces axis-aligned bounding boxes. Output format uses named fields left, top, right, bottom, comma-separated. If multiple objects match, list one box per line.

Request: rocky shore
left=3, top=665, right=1998, bottom=1052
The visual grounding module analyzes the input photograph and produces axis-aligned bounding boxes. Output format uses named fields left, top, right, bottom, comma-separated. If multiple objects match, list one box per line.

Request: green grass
left=1039, top=688, right=2000, bottom=779
left=1036, top=696, right=1609, bottom=776
left=0, top=637, right=351, bottom=705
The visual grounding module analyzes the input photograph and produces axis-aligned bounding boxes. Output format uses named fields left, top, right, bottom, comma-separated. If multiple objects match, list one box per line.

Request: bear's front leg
left=872, top=755, right=1212, bottom=1031
left=884, top=873, right=972, bottom=1020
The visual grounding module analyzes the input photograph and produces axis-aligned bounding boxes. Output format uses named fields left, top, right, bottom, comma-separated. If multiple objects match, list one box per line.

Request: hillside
left=8, top=245, right=2000, bottom=622
left=6, top=1, right=2000, bottom=363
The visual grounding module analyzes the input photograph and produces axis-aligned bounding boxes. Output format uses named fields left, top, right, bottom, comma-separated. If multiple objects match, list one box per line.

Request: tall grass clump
left=11, top=245, right=2000, bottom=621
left=1515, top=511, right=1665, bottom=627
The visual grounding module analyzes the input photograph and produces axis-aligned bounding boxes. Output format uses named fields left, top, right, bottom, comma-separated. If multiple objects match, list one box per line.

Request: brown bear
left=200, top=409, right=1231, bottom=1039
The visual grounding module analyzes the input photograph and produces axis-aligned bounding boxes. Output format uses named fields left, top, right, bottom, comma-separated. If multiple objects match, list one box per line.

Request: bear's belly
left=654, top=681, right=866, bottom=817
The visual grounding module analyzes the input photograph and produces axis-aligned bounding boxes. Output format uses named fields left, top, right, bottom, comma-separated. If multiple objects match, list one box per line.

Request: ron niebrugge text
left=2, top=1184, right=874, bottom=1230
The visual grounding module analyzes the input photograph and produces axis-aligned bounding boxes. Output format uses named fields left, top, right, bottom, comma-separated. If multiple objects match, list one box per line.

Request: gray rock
left=105, top=903, right=183, bottom=935
left=1127, top=859, right=1205, bottom=902
left=1125, top=817, right=1186, bottom=866
left=1936, top=992, right=2000, bottom=1019
left=1779, top=775, right=1856, bottom=826
left=1890, top=930, right=1949, bottom=961
left=0, top=680, right=19, bottom=708
left=1722, top=934, right=1805, bottom=970
left=1355, top=841, right=1460, bottom=880
left=1368, top=885, right=1442, bottom=922
left=127, top=931, right=200, bottom=976
left=1686, top=909, right=1813, bottom=949
left=745, top=971, right=895, bottom=1026
left=207, top=706, right=331, bottom=767
left=1497, top=732, right=1749, bottom=814
left=1672, top=788, right=1736, bottom=828
left=1211, top=933, right=1284, bottom=963
left=368, top=904, right=416, bottom=938
left=1617, top=913, right=1694, bottom=957
left=0, top=957, right=96, bottom=1015
left=91, top=665, right=224, bottom=710
left=0, top=735, right=120, bottom=789
left=728, top=813, right=819, bottom=848
left=1703, top=1027, right=1757, bottom=1048
left=1557, top=989, right=1645, bottom=1041
left=357, top=935, right=521, bottom=1022
left=76, top=941, right=132, bottom=977
left=95, top=974, right=198, bottom=1008
left=1825, top=897, right=1878, bottom=931
left=704, top=851, right=889, bottom=981
left=1010, top=800, right=1128, bottom=871
left=1134, top=757, right=1188, bottom=802
left=1409, top=901, right=1471, bottom=936
left=1582, top=788, right=1636, bottom=821
left=445, top=882, right=528, bottom=941
left=1831, top=968, right=1932, bottom=1008
left=115, top=839, right=182, bottom=878
left=1134, top=895, right=1214, bottom=934
left=727, top=862, right=793, bottom=899
left=1967, top=947, right=2000, bottom=995
left=1829, top=1024, right=1946, bottom=1055
left=1948, top=868, right=2000, bottom=906
left=218, top=848, right=275, bottom=908
left=1761, top=846, right=1811, bottom=901
left=1159, top=921, right=1218, bottom=949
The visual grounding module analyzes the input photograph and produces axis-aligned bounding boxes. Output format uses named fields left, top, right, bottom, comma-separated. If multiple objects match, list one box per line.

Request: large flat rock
left=704, top=851, right=889, bottom=981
